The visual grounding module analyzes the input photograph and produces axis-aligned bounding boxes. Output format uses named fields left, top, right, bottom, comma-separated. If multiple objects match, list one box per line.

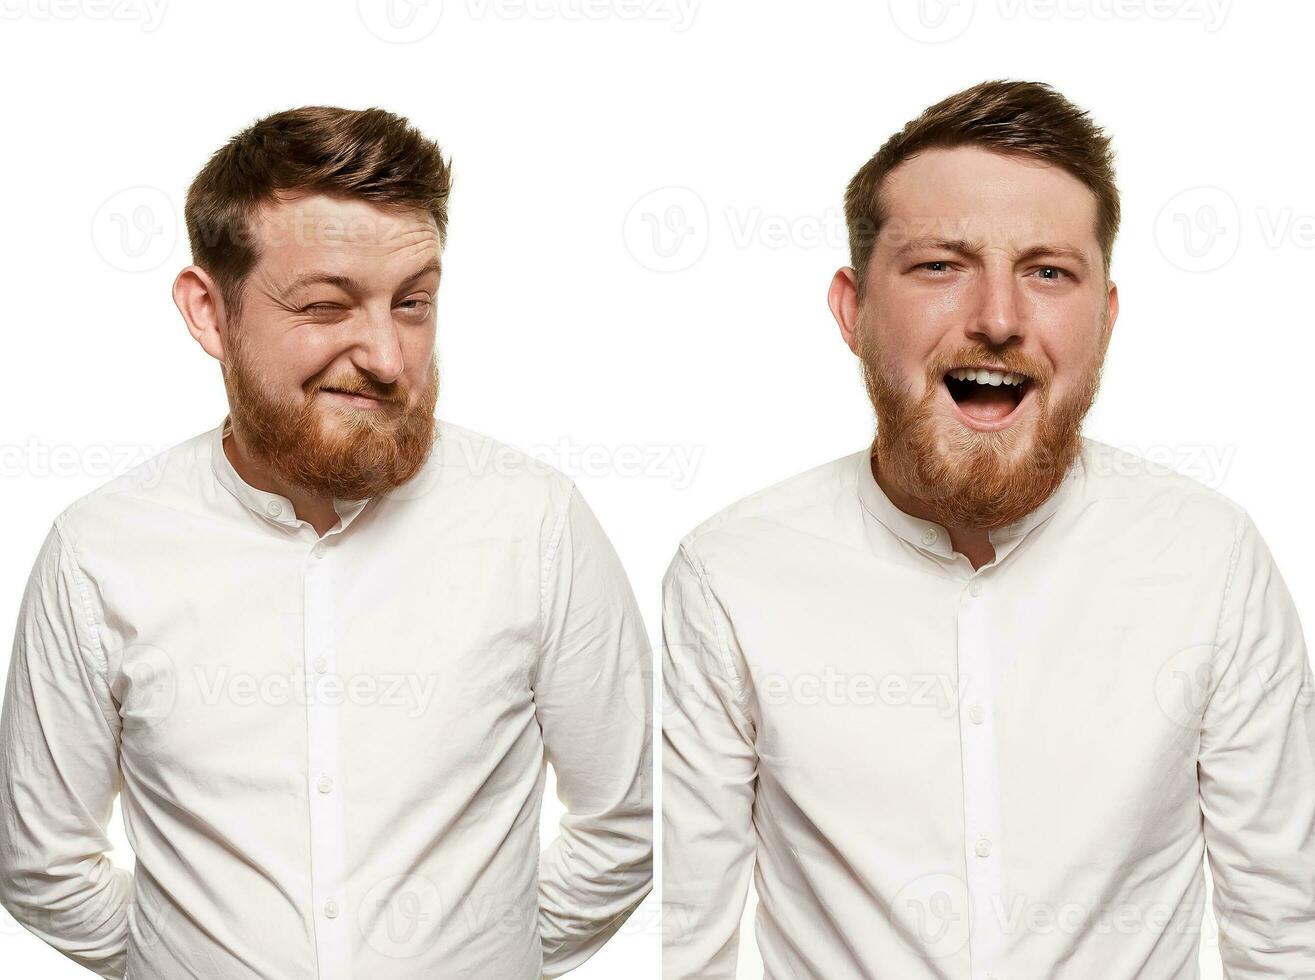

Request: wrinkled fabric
left=662, top=436, right=1315, bottom=979
left=1, top=415, right=652, bottom=979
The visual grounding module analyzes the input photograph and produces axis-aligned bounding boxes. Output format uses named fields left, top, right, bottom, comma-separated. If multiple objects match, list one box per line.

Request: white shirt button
left=920, top=527, right=938, bottom=545
left=312, top=657, right=328, bottom=674
left=317, top=775, right=334, bottom=795
left=968, top=580, right=983, bottom=597
left=975, top=836, right=993, bottom=858
left=323, top=899, right=339, bottom=919
left=265, top=500, right=282, bottom=517
left=313, top=542, right=326, bottom=559
left=968, top=703, right=985, bottom=725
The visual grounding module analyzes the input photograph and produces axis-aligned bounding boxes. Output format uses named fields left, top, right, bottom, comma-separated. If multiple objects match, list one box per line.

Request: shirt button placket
left=304, top=539, right=351, bottom=978
left=958, top=574, right=1006, bottom=977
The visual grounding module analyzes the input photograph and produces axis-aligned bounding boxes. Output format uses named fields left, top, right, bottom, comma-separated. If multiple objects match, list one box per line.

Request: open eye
left=916, top=261, right=954, bottom=274
left=1032, top=266, right=1072, bottom=282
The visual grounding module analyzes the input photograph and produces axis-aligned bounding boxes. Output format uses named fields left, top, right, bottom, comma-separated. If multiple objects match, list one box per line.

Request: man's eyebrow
left=279, top=260, right=442, bottom=299
left=394, top=259, right=442, bottom=290
left=892, top=236, right=1091, bottom=272
left=1014, top=243, right=1091, bottom=273
left=280, top=271, right=361, bottom=297
left=891, top=237, right=983, bottom=260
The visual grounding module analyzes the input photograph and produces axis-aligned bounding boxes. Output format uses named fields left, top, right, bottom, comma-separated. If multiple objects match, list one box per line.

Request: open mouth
left=942, top=366, right=1035, bottom=430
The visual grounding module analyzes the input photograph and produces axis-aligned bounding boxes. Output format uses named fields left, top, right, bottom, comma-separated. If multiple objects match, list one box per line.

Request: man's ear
left=173, top=265, right=229, bottom=363
left=1104, top=277, right=1119, bottom=344
left=828, top=266, right=862, bottom=355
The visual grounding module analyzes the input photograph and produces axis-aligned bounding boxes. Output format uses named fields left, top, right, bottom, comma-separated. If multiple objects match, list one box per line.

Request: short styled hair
left=843, top=79, right=1119, bottom=299
left=184, top=105, right=452, bottom=318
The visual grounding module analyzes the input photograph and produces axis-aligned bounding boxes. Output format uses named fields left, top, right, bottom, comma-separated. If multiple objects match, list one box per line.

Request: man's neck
left=223, top=430, right=341, bottom=537
left=870, top=455, right=995, bottom=570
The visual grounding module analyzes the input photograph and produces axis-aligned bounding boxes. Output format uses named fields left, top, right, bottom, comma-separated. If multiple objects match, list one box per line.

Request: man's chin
left=292, top=445, right=425, bottom=500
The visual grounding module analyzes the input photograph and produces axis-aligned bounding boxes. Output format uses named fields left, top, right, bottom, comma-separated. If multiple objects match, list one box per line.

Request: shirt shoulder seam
left=50, top=516, right=111, bottom=680
left=1207, top=503, right=1250, bottom=677
left=538, top=478, right=578, bottom=654
left=678, top=539, right=752, bottom=717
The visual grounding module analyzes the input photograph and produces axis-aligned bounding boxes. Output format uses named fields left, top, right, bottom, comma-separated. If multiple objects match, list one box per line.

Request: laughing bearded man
left=0, top=106, right=651, bottom=979
left=661, top=79, right=1315, bottom=979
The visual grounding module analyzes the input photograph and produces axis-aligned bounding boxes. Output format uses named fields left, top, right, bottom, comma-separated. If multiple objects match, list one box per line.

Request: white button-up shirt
left=0, top=415, right=652, bottom=979
left=662, top=437, right=1315, bottom=979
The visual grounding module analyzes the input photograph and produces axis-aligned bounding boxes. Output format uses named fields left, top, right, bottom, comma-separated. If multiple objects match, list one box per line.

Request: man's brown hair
left=843, top=79, right=1119, bottom=299
left=184, top=105, right=453, bottom=319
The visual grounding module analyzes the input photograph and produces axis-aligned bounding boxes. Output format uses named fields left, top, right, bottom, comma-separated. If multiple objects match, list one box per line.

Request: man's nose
left=351, top=306, right=405, bottom=385
left=965, top=268, right=1024, bottom=349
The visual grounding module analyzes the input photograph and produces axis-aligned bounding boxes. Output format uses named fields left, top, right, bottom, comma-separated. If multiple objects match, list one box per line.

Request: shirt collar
left=210, top=414, right=373, bottom=531
left=855, top=439, right=1086, bottom=562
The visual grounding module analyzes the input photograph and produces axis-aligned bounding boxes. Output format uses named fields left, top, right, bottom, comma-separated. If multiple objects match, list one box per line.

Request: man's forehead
left=252, top=192, right=439, bottom=257
left=877, top=146, right=1099, bottom=250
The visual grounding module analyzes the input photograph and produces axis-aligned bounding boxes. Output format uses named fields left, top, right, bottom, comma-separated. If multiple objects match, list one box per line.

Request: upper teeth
left=947, top=368, right=1027, bottom=387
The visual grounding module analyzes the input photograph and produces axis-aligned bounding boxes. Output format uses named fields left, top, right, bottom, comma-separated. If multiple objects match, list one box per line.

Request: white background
left=1, top=1, right=1312, bottom=977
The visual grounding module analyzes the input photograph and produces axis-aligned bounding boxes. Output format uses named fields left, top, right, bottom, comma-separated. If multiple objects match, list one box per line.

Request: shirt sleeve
left=1199, top=508, right=1315, bottom=976
left=660, top=542, right=757, bottom=980
left=0, top=520, right=133, bottom=979
left=534, top=483, right=653, bottom=977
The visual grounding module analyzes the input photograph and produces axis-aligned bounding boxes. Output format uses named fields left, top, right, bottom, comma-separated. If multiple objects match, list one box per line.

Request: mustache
left=319, top=379, right=399, bottom=402
left=927, top=349, right=1050, bottom=387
